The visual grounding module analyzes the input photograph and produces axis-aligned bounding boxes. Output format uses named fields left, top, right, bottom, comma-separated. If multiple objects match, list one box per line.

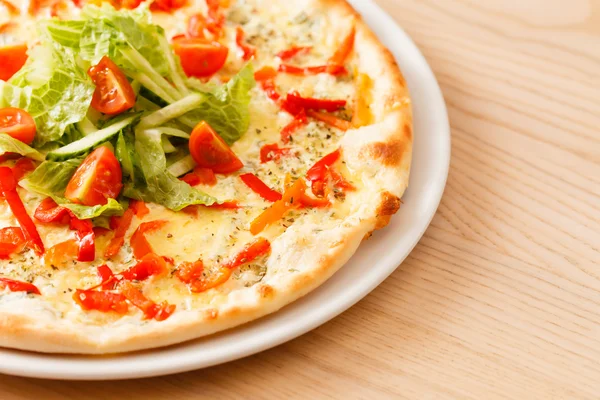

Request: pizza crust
left=0, top=0, right=412, bottom=353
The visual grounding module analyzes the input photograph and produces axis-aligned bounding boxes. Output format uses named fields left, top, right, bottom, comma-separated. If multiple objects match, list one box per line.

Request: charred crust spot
left=404, top=123, right=412, bottom=140
left=258, top=284, right=274, bottom=298
left=362, top=137, right=405, bottom=167
left=375, top=192, right=401, bottom=229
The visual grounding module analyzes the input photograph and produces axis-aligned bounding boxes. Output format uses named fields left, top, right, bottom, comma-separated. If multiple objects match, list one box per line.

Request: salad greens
left=4, top=4, right=256, bottom=218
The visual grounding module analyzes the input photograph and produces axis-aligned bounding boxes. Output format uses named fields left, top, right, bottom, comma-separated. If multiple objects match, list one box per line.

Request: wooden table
left=2, top=0, right=599, bottom=398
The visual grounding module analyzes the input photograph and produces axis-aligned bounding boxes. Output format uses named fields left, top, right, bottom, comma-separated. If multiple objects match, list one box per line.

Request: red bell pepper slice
left=180, top=167, right=217, bottom=187
left=177, top=262, right=232, bottom=293
left=235, top=26, right=256, bottom=61
left=180, top=172, right=201, bottom=186
left=260, top=143, right=291, bottom=163
left=97, top=264, right=119, bottom=290
left=0, top=0, right=19, bottom=14
left=205, top=0, right=225, bottom=36
left=306, top=149, right=341, bottom=183
left=328, top=26, right=356, bottom=73
left=0, top=227, right=26, bottom=259
left=34, top=198, right=71, bottom=224
left=130, top=200, right=150, bottom=218
left=280, top=109, right=308, bottom=143
left=0, top=167, right=44, bottom=255
left=121, top=253, right=168, bottom=281
left=285, top=92, right=347, bottom=112
left=276, top=46, right=312, bottom=61
left=119, top=281, right=175, bottom=321
left=104, top=208, right=135, bottom=259
left=278, top=64, right=347, bottom=76
left=240, top=173, right=282, bottom=202
left=70, top=217, right=95, bottom=262
left=223, top=237, right=271, bottom=269
left=306, top=110, right=352, bottom=131
left=0, top=277, right=40, bottom=294
left=130, top=220, right=168, bottom=260
left=73, top=289, right=129, bottom=314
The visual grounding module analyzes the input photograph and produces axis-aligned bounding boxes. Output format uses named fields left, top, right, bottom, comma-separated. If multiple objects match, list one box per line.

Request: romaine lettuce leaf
left=21, top=158, right=125, bottom=219
left=2, top=42, right=94, bottom=147
left=0, top=134, right=45, bottom=161
left=123, top=129, right=216, bottom=211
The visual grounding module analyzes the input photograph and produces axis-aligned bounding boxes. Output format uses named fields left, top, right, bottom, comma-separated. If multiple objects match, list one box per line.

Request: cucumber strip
left=138, top=93, right=203, bottom=129
left=167, top=155, right=195, bottom=177
left=158, top=34, right=189, bottom=97
left=131, top=80, right=141, bottom=95
left=76, top=117, right=97, bottom=136
left=47, top=115, right=137, bottom=161
left=143, top=127, right=190, bottom=140
left=130, top=72, right=177, bottom=104
left=161, top=136, right=177, bottom=153
left=136, top=95, right=161, bottom=112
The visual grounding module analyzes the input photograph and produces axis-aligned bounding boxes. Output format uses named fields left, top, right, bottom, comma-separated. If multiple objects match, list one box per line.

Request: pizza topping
left=235, top=26, right=256, bottom=61
left=65, top=147, right=123, bottom=207
left=240, top=173, right=282, bottom=202
left=128, top=220, right=167, bottom=260
left=0, top=45, right=28, bottom=82
left=70, top=216, right=96, bottom=262
left=306, top=110, right=352, bottom=131
left=74, top=289, right=129, bottom=314
left=44, top=239, right=79, bottom=268
left=285, top=92, right=347, bottom=113
left=88, top=56, right=136, bottom=116
left=0, top=277, right=40, bottom=294
left=97, top=264, right=118, bottom=290
left=276, top=46, right=312, bottom=61
left=254, top=67, right=281, bottom=103
left=352, top=73, right=374, bottom=127
left=180, top=166, right=217, bottom=187
left=0, top=227, right=26, bottom=259
left=0, top=167, right=44, bottom=255
left=121, top=253, right=168, bottom=281
left=149, top=0, right=186, bottom=12
left=130, top=199, right=150, bottom=218
left=223, top=237, right=271, bottom=269
left=0, top=0, right=19, bottom=14
left=0, top=108, right=37, bottom=145
left=12, top=158, right=37, bottom=181
left=189, top=121, right=243, bottom=174
left=119, top=281, right=175, bottom=320
left=172, top=38, right=229, bottom=78
left=260, top=143, right=291, bottom=163
left=104, top=208, right=135, bottom=258
left=280, top=109, right=308, bottom=143
left=34, top=198, right=71, bottom=224
left=306, top=149, right=354, bottom=197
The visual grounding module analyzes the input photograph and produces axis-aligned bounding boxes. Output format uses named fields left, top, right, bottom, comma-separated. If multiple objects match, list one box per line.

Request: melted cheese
left=0, top=0, right=362, bottom=322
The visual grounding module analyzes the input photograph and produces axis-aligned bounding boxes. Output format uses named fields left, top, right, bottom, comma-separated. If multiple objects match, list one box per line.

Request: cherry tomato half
left=88, top=56, right=136, bottom=115
left=189, top=122, right=243, bottom=174
left=65, top=147, right=123, bottom=206
left=0, top=44, right=28, bottom=82
left=172, top=38, right=228, bottom=78
left=0, top=107, right=36, bottom=145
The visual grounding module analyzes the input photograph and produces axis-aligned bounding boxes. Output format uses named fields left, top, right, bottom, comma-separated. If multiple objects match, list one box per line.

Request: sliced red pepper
left=183, top=200, right=240, bottom=217
left=0, top=44, right=28, bottom=82
left=235, top=26, right=256, bottom=61
left=260, top=143, right=291, bottom=163
left=0, top=0, right=19, bottom=14
left=280, top=109, right=308, bottom=143
left=330, top=169, right=355, bottom=191
left=180, top=172, right=201, bottom=186
left=130, top=220, right=168, bottom=260
left=277, top=46, right=312, bottom=61
left=306, top=110, right=352, bottom=131
left=177, top=262, right=232, bottom=293
left=285, top=92, right=347, bottom=112
left=104, top=208, right=134, bottom=259
left=69, top=217, right=95, bottom=262
left=94, top=226, right=111, bottom=237
left=0, top=167, right=44, bottom=255
left=240, top=173, right=282, bottom=202
left=327, top=26, right=356, bottom=73
left=34, top=198, right=71, bottom=224
left=121, top=253, right=168, bottom=281
left=150, top=0, right=186, bottom=12
left=12, top=158, right=36, bottom=181
left=278, top=64, right=347, bottom=76
left=254, top=66, right=277, bottom=81
left=73, top=289, right=129, bottom=314
left=254, top=67, right=281, bottom=103
left=97, top=264, right=118, bottom=290
left=44, top=239, right=78, bottom=268
left=205, top=0, right=225, bottom=36
left=130, top=200, right=150, bottom=218
left=0, top=227, right=25, bottom=259
left=0, top=277, right=40, bottom=294
left=194, top=167, right=217, bottom=186
left=223, top=237, right=271, bottom=269
left=306, top=149, right=341, bottom=183
left=119, top=281, right=175, bottom=321
left=175, top=259, right=204, bottom=283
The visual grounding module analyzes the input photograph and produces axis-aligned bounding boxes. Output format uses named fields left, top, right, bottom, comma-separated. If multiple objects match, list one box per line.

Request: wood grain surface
left=2, top=0, right=600, bottom=398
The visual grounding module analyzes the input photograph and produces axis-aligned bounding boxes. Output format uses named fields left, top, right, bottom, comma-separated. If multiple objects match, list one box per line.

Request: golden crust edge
left=0, top=0, right=412, bottom=354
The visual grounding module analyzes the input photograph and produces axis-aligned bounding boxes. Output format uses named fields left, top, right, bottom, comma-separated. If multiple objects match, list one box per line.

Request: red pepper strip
left=34, top=198, right=71, bottom=224
left=223, top=237, right=271, bottom=269
left=175, top=259, right=204, bottom=283
left=278, top=64, right=347, bottom=76
left=130, top=200, right=150, bottom=218
left=180, top=172, right=201, bottom=186
left=70, top=217, right=95, bottom=262
left=0, top=227, right=25, bottom=259
left=44, top=239, right=78, bottom=268
left=0, top=167, right=44, bottom=255
left=150, top=0, right=186, bottom=12
left=254, top=66, right=277, bottom=81
left=176, top=261, right=232, bottom=293
left=330, top=169, right=355, bottom=191
left=119, top=281, right=176, bottom=321
left=183, top=200, right=240, bottom=217
left=205, top=0, right=225, bottom=36
left=0, top=23, right=14, bottom=34
left=97, top=264, right=118, bottom=290
left=121, top=253, right=168, bottom=281
left=327, top=25, right=356, bottom=73
left=280, top=109, right=308, bottom=143
left=306, top=149, right=341, bottom=183
left=235, top=27, right=256, bottom=61
left=104, top=208, right=135, bottom=259
left=254, top=67, right=282, bottom=103
left=260, top=143, right=291, bottom=163
left=130, top=220, right=168, bottom=260
left=285, top=91, right=347, bottom=112
left=93, top=226, right=111, bottom=237
left=194, top=167, right=217, bottom=186
left=0, top=0, right=19, bottom=14
left=240, top=173, right=282, bottom=202
left=73, top=289, right=129, bottom=314
left=0, top=277, right=40, bottom=294
left=121, top=0, right=143, bottom=9
left=12, top=158, right=36, bottom=181
left=306, top=110, right=353, bottom=131
left=277, top=46, right=312, bottom=61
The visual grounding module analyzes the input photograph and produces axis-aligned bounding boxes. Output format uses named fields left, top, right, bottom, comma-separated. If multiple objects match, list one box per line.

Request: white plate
left=0, top=0, right=450, bottom=380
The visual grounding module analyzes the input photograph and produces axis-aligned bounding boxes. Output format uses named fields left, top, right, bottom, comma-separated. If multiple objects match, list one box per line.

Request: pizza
left=0, top=0, right=412, bottom=353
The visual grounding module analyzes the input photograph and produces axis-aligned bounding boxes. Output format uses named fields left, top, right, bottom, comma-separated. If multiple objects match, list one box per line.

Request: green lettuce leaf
left=21, top=158, right=125, bottom=219
left=0, top=134, right=45, bottom=161
left=180, top=64, right=255, bottom=145
left=42, top=20, right=86, bottom=48
left=2, top=42, right=94, bottom=147
left=123, top=129, right=215, bottom=211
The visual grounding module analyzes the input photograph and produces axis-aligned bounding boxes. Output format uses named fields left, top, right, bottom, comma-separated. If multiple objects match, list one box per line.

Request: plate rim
left=0, top=0, right=450, bottom=380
